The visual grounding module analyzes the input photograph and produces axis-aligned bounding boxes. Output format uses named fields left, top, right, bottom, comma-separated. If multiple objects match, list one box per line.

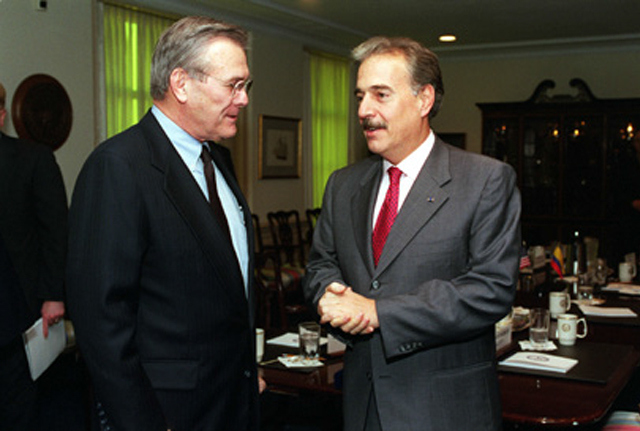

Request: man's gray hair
left=150, top=16, right=248, bottom=100
left=352, top=36, right=444, bottom=119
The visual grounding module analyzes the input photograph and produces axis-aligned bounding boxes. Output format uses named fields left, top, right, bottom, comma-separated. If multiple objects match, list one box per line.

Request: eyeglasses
left=207, top=74, right=253, bottom=98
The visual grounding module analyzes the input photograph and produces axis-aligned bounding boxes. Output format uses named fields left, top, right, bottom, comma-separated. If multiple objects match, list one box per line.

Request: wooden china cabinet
left=478, top=79, right=640, bottom=259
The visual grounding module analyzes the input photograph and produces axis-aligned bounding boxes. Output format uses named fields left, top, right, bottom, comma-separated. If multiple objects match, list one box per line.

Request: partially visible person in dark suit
left=304, top=36, right=521, bottom=430
left=0, top=234, right=37, bottom=431
left=0, top=81, right=67, bottom=336
left=0, top=79, right=68, bottom=431
left=67, top=16, right=263, bottom=431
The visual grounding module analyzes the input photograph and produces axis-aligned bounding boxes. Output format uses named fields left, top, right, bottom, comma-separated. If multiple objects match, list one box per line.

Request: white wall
left=246, top=32, right=308, bottom=217
left=433, top=49, right=640, bottom=153
left=0, top=0, right=96, bottom=201
left=2, top=0, right=639, bottom=216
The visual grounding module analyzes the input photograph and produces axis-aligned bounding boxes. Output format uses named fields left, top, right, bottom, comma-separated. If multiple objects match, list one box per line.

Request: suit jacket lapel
left=374, top=139, right=452, bottom=273
left=351, top=160, right=382, bottom=274
left=139, top=113, right=247, bottom=308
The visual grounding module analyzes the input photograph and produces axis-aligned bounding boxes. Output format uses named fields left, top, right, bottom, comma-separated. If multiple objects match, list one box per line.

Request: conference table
left=259, top=288, right=640, bottom=429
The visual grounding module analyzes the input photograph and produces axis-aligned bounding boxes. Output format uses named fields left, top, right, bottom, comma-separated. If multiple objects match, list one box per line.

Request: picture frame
left=259, top=115, right=302, bottom=179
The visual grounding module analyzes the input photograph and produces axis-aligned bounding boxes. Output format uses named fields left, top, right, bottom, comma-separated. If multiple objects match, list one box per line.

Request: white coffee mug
left=549, top=291, right=571, bottom=318
left=557, top=313, right=587, bottom=346
left=256, top=328, right=265, bottom=363
left=619, top=262, right=637, bottom=283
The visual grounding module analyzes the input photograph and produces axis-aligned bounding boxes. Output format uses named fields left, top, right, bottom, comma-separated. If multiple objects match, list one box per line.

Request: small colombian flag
left=550, top=245, right=564, bottom=279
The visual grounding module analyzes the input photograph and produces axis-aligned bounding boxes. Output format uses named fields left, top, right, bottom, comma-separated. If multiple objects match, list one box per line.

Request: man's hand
left=317, top=282, right=378, bottom=335
left=41, top=300, right=65, bottom=338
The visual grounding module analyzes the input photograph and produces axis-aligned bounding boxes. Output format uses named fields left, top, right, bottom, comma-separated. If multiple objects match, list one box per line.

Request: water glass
left=529, top=308, right=550, bottom=348
left=298, top=322, right=321, bottom=359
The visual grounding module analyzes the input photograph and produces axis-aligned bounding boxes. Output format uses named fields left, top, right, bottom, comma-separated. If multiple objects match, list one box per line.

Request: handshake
left=317, top=282, right=379, bottom=335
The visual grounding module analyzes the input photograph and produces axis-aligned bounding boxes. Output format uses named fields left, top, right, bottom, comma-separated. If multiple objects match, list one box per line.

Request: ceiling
left=131, top=0, right=640, bottom=56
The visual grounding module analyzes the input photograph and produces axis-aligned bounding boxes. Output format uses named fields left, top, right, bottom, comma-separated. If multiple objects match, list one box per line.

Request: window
left=103, top=4, right=175, bottom=138
left=309, top=51, right=350, bottom=207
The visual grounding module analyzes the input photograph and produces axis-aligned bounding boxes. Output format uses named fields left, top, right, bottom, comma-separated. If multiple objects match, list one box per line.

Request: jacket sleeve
left=376, top=162, right=521, bottom=358
left=66, top=148, right=167, bottom=431
left=33, top=146, right=68, bottom=303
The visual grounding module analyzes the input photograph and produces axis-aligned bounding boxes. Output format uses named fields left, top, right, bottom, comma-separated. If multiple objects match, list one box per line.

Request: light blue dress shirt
left=151, top=106, right=250, bottom=295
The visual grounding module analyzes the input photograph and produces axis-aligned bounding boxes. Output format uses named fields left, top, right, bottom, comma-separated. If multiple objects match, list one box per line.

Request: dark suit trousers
left=0, top=336, right=37, bottom=431
left=364, top=389, right=382, bottom=431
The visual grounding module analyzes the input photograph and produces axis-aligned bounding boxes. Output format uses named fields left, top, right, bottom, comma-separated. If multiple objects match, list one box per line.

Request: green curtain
left=103, top=4, right=175, bottom=138
left=309, top=52, right=350, bottom=207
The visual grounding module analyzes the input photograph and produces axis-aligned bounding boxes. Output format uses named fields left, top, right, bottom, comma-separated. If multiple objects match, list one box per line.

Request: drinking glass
left=298, top=322, right=321, bottom=359
left=529, top=308, right=550, bottom=348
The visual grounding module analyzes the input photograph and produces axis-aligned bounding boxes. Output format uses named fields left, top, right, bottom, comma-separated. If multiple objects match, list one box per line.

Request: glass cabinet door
left=521, top=117, right=560, bottom=217
left=562, top=115, right=604, bottom=218
left=482, top=118, right=519, bottom=170
left=607, top=115, right=640, bottom=218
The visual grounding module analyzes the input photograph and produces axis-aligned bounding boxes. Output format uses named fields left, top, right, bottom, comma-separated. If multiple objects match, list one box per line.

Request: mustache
left=362, top=118, right=387, bottom=131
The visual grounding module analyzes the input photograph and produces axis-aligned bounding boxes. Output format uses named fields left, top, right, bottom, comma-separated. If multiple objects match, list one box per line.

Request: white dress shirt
left=372, top=132, right=435, bottom=228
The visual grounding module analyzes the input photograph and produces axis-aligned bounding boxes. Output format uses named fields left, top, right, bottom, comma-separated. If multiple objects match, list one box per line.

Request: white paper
left=266, top=332, right=328, bottom=348
left=602, top=283, right=640, bottom=296
left=500, top=352, right=578, bottom=373
left=578, top=304, right=638, bottom=317
left=22, top=318, right=66, bottom=380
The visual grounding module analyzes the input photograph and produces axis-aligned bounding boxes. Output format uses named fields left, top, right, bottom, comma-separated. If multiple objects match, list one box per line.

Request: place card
left=499, top=352, right=578, bottom=373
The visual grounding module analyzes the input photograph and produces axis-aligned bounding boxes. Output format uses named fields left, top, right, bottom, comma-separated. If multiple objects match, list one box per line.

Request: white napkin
left=519, top=340, right=557, bottom=351
left=277, top=355, right=323, bottom=368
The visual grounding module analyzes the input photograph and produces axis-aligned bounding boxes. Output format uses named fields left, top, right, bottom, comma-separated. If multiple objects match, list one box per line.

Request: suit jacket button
left=371, top=280, right=380, bottom=290
left=244, top=370, right=251, bottom=378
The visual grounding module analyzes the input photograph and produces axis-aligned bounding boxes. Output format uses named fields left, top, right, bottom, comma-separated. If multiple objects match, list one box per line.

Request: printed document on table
left=499, top=352, right=578, bottom=373
left=578, top=305, right=638, bottom=317
left=22, top=318, right=66, bottom=380
left=601, top=283, right=640, bottom=296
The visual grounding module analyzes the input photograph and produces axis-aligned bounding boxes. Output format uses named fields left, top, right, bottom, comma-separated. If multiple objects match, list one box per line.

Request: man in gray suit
left=67, top=16, right=263, bottom=431
left=304, top=36, right=521, bottom=430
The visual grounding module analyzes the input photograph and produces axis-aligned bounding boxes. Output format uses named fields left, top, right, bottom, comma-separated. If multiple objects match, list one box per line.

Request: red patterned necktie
left=372, top=167, right=402, bottom=267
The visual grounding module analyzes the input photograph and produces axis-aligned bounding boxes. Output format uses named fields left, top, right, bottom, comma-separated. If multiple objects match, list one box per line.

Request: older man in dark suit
left=67, top=17, right=262, bottom=431
left=304, top=37, right=521, bottom=430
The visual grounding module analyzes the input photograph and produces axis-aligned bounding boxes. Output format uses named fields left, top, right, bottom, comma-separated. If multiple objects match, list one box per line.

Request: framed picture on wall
left=259, top=115, right=302, bottom=179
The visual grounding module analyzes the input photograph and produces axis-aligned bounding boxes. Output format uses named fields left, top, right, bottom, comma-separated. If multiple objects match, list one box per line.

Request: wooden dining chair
left=267, top=210, right=306, bottom=269
left=254, top=249, right=308, bottom=330
left=305, top=207, right=321, bottom=247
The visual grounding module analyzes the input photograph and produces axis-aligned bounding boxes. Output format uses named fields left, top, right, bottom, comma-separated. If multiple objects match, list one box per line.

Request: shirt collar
left=151, top=105, right=203, bottom=172
left=382, top=130, right=435, bottom=180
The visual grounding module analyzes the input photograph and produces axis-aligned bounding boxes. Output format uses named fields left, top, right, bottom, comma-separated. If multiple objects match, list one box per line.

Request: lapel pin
left=427, top=197, right=435, bottom=202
